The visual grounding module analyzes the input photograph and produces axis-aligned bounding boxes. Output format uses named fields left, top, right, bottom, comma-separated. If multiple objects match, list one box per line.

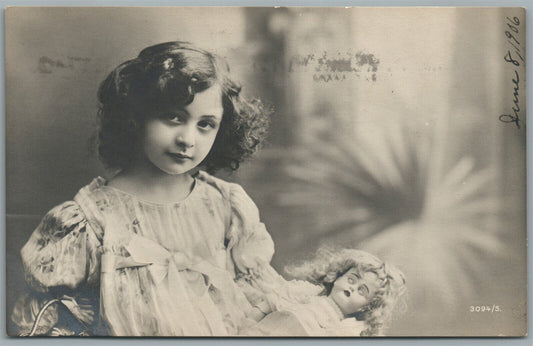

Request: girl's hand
left=246, top=300, right=272, bottom=322
left=233, top=246, right=259, bottom=273
left=248, top=307, right=267, bottom=322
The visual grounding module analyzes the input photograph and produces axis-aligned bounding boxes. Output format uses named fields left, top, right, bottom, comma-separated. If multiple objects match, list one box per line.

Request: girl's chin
left=160, top=168, right=194, bottom=176
left=156, top=161, right=197, bottom=176
left=146, top=164, right=193, bottom=176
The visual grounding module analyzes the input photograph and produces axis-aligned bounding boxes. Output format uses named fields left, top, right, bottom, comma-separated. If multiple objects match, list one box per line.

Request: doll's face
left=140, top=84, right=223, bottom=175
left=329, top=268, right=379, bottom=317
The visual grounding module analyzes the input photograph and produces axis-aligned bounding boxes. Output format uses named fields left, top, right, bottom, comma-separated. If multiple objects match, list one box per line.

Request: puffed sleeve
left=226, top=184, right=275, bottom=274
left=11, top=201, right=102, bottom=335
left=226, top=185, right=321, bottom=313
left=21, top=201, right=102, bottom=290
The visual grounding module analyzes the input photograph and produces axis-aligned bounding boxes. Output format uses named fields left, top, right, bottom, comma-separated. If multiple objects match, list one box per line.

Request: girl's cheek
left=206, top=133, right=219, bottom=148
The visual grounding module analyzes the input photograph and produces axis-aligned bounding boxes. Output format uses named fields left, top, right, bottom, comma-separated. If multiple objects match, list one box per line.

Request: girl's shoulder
left=70, top=177, right=110, bottom=236
left=196, top=170, right=232, bottom=190
left=196, top=171, right=249, bottom=203
left=38, top=177, right=107, bottom=229
left=72, top=176, right=133, bottom=210
left=74, top=176, right=108, bottom=199
left=196, top=170, right=261, bottom=225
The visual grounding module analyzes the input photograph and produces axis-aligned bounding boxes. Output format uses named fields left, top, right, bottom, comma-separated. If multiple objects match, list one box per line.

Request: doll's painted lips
left=344, top=290, right=351, bottom=297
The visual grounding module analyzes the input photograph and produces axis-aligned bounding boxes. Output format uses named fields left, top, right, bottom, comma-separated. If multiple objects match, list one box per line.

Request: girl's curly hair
left=96, top=41, right=270, bottom=173
left=285, top=247, right=407, bottom=336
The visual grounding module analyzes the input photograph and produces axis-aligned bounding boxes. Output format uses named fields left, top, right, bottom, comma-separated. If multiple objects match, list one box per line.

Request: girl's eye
left=198, top=120, right=217, bottom=130
left=162, top=113, right=183, bottom=124
left=347, top=277, right=354, bottom=284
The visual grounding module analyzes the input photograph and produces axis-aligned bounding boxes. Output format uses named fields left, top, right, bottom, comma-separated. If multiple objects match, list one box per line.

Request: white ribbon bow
left=102, top=235, right=234, bottom=296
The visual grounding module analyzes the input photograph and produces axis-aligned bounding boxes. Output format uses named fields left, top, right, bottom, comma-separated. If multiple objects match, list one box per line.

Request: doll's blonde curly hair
left=285, top=247, right=407, bottom=336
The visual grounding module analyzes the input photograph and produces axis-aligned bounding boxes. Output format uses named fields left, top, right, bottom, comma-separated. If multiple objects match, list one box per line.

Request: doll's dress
left=242, top=296, right=367, bottom=336
left=11, top=171, right=276, bottom=336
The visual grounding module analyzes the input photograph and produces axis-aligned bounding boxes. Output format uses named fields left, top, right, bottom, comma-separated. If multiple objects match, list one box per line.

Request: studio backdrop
left=5, top=7, right=526, bottom=336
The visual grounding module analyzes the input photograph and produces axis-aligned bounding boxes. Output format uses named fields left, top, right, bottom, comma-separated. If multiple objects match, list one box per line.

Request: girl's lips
left=344, top=290, right=351, bottom=297
left=167, top=152, right=192, bottom=160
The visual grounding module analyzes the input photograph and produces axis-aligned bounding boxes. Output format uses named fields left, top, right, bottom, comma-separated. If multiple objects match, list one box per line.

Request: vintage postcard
left=5, top=7, right=526, bottom=337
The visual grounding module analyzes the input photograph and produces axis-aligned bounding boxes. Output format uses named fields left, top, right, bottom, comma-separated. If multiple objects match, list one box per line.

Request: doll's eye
left=346, top=273, right=358, bottom=285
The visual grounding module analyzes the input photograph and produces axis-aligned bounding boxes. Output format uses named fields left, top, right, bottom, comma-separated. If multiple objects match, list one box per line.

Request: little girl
left=241, top=248, right=407, bottom=336
left=11, top=41, right=278, bottom=336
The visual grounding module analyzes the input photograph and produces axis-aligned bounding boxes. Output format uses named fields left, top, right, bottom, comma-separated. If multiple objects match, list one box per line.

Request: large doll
left=242, top=248, right=407, bottom=336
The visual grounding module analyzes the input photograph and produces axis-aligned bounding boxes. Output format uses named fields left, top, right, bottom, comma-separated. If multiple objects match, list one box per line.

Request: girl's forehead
left=154, top=84, right=224, bottom=117
left=184, top=84, right=224, bottom=117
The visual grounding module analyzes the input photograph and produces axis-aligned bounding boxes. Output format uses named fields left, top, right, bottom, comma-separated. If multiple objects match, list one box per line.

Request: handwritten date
left=499, top=16, right=523, bottom=129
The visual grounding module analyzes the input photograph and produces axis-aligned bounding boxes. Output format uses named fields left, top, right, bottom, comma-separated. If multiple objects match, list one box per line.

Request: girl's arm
left=226, top=184, right=321, bottom=313
left=11, top=201, right=101, bottom=335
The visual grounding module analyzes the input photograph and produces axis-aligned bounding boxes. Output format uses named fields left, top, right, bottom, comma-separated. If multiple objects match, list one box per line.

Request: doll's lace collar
left=323, top=296, right=344, bottom=321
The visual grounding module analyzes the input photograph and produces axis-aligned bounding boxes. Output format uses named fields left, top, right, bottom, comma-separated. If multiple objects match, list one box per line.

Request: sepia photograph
left=4, top=6, right=527, bottom=337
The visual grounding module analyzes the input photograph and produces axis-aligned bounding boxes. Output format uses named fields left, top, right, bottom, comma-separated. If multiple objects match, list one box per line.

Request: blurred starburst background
left=6, top=7, right=526, bottom=336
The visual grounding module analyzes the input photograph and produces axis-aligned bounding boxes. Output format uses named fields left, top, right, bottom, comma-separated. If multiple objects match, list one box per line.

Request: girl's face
left=140, top=84, right=224, bottom=175
left=329, top=268, right=379, bottom=317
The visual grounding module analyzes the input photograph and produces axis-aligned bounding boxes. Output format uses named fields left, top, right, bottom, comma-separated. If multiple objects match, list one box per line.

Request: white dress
left=242, top=296, right=368, bottom=336
left=12, top=171, right=279, bottom=336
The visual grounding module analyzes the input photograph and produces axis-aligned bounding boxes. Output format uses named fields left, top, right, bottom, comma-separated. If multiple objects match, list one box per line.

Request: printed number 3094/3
left=470, top=305, right=502, bottom=313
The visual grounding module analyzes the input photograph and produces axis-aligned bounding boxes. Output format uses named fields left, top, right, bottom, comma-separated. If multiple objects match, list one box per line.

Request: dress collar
left=323, top=296, right=345, bottom=321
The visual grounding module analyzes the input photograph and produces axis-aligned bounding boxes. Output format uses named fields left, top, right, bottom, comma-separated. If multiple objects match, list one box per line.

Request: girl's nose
left=175, top=126, right=195, bottom=148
